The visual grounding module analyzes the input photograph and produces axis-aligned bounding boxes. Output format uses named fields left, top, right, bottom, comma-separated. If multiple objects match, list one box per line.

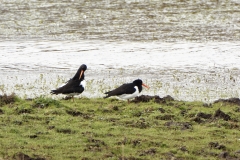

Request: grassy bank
left=0, top=94, right=239, bottom=160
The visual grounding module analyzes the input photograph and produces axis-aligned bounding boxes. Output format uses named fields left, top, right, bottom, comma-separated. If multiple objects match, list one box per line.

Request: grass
left=0, top=94, right=240, bottom=160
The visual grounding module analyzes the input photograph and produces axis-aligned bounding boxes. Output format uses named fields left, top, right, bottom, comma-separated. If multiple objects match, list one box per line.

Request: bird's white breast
left=80, top=80, right=86, bottom=88
left=118, top=86, right=139, bottom=100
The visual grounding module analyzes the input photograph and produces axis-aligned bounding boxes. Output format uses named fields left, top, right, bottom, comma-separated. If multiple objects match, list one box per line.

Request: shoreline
left=1, top=92, right=240, bottom=106
left=0, top=40, right=239, bottom=102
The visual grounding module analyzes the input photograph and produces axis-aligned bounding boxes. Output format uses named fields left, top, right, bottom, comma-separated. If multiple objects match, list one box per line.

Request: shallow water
left=0, top=0, right=240, bottom=102
left=1, top=0, right=240, bottom=41
left=0, top=40, right=240, bottom=102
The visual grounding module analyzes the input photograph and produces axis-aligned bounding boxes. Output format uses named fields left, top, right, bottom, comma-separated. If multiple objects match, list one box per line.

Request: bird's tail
left=103, top=95, right=110, bottom=99
left=104, top=90, right=112, bottom=98
left=103, top=92, right=111, bottom=99
left=50, top=90, right=58, bottom=95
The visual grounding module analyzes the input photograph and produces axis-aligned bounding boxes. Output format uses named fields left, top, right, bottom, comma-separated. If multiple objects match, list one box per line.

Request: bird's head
left=79, top=64, right=87, bottom=80
left=133, top=79, right=150, bottom=89
left=73, top=64, right=87, bottom=80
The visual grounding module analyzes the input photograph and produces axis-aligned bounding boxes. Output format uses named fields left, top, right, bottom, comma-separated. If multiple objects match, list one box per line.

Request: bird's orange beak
left=79, top=70, right=84, bottom=80
left=142, top=83, right=150, bottom=89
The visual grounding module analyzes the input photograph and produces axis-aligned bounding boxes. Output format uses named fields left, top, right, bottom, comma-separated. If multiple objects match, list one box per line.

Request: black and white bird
left=51, top=64, right=87, bottom=101
left=104, top=79, right=149, bottom=103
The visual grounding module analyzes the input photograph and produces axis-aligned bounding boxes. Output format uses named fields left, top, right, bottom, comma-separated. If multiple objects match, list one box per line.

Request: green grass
left=0, top=95, right=239, bottom=160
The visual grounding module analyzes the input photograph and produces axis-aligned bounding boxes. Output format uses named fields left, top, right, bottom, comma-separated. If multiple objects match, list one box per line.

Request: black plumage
left=104, top=79, right=149, bottom=102
left=51, top=64, right=87, bottom=100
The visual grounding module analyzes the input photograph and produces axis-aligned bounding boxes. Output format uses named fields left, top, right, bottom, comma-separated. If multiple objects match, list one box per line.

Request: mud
left=12, top=152, right=45, bottom=160
left=192, top=112, right=212, bottom=123
left=156, top=114, right=175, bottom=121
left=209, top=142, right=226, bottom=150
left=84, top=138, right=107, bottom=152
left=132, top=95, right=234, bottom=117
left=214, top=98, right=240, bottom=106
left=0, top=93, right=16, bottom=106
left=139, top=148, right=156, bottom=156
left=158, top=107, right=165, bottom=113
left=218, top=152, right=229, bottom=159
left=16, top=108, right=32, bottom=115
left=0, top=108, right=3, bottom=114
left=193, top=109, right=232, bottom=124
left=133, top=119, right=150, bottom=129
left=132, top=95, right=174, bottom=103
left=214, top=108, right=231, bottom=121
left=56, top=128, right=76, bottom=134
left=66, top=109, right=92, bottom=119
left=66, top=109, right=83, bottom=116
left=179, top=146, right=188, bottom=152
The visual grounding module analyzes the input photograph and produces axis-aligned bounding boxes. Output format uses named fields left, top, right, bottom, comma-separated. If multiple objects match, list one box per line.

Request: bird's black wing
left=104, top=83, right=136, bottom=98
left=51, top=79, right=84, bottom=95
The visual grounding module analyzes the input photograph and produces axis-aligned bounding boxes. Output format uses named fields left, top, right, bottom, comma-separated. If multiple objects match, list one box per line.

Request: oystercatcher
left=104, top=79, right=149, bottom=103
left=51, top=64, right=87, bottom=101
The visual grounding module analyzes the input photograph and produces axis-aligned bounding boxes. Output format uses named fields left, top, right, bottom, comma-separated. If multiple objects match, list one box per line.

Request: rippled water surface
left=0, top=0, right=240, bottom=102
left=1, top=0, right=240, bottom=41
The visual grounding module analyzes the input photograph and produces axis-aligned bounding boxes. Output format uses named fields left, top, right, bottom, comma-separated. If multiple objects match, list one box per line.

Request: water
left=1, top=0, right=240, bottom=41
left=0, top=0, right=240, bottom=102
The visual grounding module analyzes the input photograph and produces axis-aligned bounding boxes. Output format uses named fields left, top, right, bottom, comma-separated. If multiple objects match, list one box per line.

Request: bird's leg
left=128, top=99, right=130, bottom=104
left=72, top=96, right=74, bottom=102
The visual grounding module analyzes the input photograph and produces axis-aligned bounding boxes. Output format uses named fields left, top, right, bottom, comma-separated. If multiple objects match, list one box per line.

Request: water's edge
left=1, top=40, right=239, bottom=103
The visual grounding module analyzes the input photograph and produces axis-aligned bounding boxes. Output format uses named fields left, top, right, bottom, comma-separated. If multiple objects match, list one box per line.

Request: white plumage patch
left=67, top=92, right=80, bottom=96
left=118, top=86, right=139, bottom=100
left=80, top=80, right=86, bottom=88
